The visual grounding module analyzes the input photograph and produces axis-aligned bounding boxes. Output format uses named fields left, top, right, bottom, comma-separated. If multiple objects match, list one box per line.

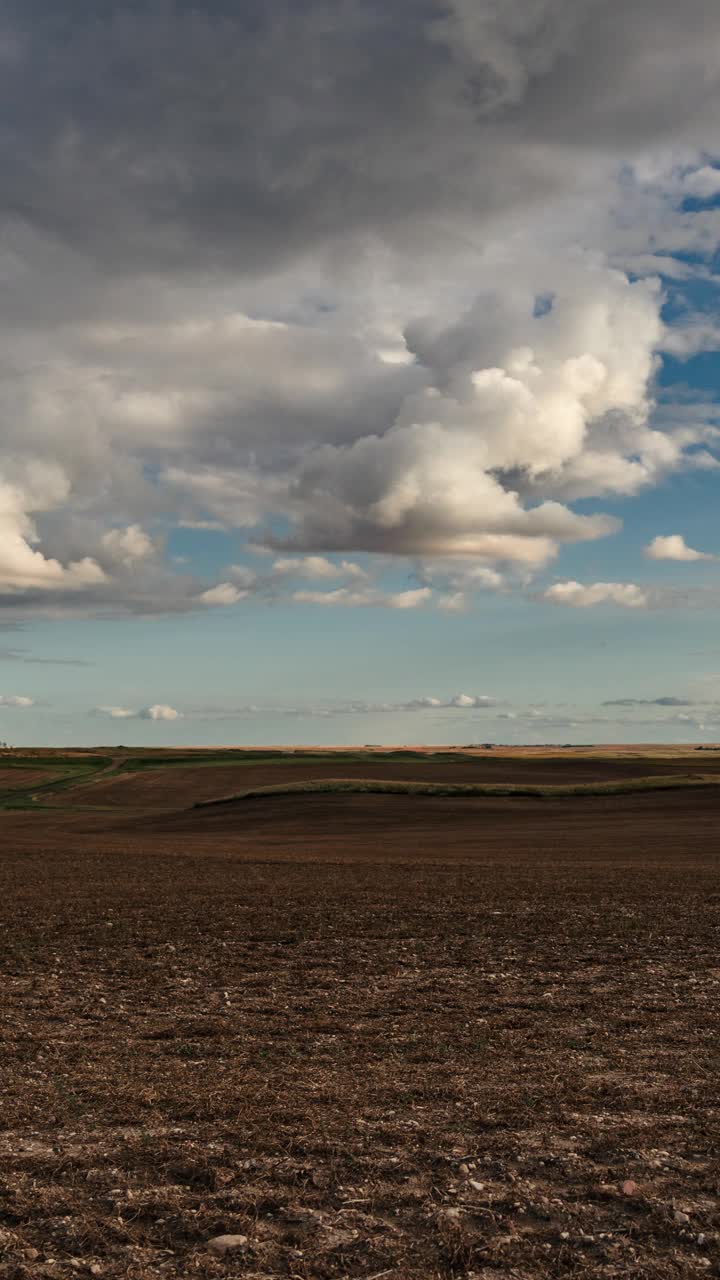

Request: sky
left=3, top=0, right=720, bottom=746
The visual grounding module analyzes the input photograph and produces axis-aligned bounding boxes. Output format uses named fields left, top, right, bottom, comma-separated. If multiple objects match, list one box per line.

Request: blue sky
left=2, top=1, right=720, bottom=746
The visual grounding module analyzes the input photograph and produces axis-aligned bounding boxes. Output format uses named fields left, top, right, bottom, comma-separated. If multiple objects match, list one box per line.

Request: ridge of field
left=192, top=773, right=720, bottom=807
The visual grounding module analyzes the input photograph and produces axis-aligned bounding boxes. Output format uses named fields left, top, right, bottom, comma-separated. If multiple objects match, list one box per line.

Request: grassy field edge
left=194, top=773, right=720, bottom=807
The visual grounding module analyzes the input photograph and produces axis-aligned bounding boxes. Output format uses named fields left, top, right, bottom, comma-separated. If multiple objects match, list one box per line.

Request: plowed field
left=1, top=752, right=718, bottom=1279
left=0, top=768, right=60, bottom=791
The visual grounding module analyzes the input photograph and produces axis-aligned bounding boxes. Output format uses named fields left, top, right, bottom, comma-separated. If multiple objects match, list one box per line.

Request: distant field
left=1, top=747, right=719, bottom=1278
left=0, top=744, right=719, bottom=811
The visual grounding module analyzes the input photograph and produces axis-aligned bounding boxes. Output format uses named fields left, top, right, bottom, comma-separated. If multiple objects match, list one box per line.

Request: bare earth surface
left=0, top=768, right=60, bottom=791
left=0, top=750, right=719, bottom=1278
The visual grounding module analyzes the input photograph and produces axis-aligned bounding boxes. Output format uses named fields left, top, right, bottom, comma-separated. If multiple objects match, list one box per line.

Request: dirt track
left=1, top=760, right=719, bottom=1278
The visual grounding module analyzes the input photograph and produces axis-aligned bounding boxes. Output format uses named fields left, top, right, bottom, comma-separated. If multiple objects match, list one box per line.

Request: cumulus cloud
left=543, top=581, right=649, bottom=608
left=449, top=694, right=497, bottom=709
left=141, top=705, right=182, bottom=722
left=271, top=556, right=367, bottom=581
left=100, top=525, right=155, bottom=568
left=0, top=2, right=718, bottom=615
left=292, top=586, right=433, bottom=610
left=0, top=478, right=106, bottom=594
left=342, top=692, right=500, bottom=713
left=541, top=581, right=720, bottom=610
left=96, top=703, right=182, bottom=721
left=682, top=166, right=720, bottom=199
left=187, top=694, right=499, bottom=719
left=645, top=534, right=713, bottom=561
left=271, top=259, right=672, bottom=557
left=197, top=583, right=247, bottom=607
left=0, top=695, right=34, bottom=708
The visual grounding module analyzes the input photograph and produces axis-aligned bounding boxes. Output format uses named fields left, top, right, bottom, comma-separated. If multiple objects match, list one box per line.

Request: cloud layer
left=0, top=2, right=718, bottom=615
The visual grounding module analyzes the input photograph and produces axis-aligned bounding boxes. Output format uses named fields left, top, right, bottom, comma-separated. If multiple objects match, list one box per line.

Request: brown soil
left=140, top=786, right=720, bottom=863
left=0, top=768, right=59, bottom=791
left=1, top=764, right=719, bottom=1278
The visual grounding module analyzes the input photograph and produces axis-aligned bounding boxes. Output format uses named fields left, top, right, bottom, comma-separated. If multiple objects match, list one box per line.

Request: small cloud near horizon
left=95, top=704, right=182, bottom=721
left=645, top=534, right=713, bottom=562
left=543, top=581, right=649, bottom=608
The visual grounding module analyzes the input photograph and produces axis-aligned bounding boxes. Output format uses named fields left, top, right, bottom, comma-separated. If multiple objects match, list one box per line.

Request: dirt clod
left=207, top=1233, right=249, bottom=1255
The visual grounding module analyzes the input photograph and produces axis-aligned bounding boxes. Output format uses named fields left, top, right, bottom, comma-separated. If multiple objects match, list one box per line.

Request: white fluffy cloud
left=449, top=694, right=497, bottom=708
left=273, top=259, right=671, bottom=559
left=544, top=581, right=649, bottom=608
left=0, top=695, right=34, bottom=708
left=645, top=534, right=713, bottom=562
left=96, top=703, right=182, bottom=721
left=100, top=525, right=155, bottom=567
left=186, top=693, right=500, bottom=719
left=292, top=586, right=433, bottom=610
left=0, top=477, right=106, bottom=594
left=141, top=705, right=182, bottom=722
left=197, top=583, right=247, bottom=607
left=334, top=692, right=500, bottom=713
left=271, top=556, right=367, bottom=581
left=682, top=166, right=720, bottom=199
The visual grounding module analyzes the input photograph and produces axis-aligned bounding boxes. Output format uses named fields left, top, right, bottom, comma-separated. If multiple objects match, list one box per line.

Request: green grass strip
left=0, top=757, right=115, bottom=808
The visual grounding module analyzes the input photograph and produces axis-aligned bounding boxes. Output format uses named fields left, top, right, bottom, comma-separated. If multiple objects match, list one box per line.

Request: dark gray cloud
left=3, top=1, right=719, bottom=272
